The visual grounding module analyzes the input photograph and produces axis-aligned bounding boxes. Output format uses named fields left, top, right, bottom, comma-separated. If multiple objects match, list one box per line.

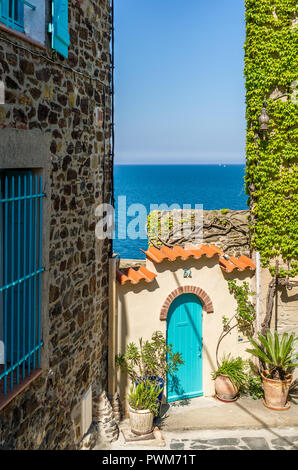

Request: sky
left=114, top=0, right=246, bottom=165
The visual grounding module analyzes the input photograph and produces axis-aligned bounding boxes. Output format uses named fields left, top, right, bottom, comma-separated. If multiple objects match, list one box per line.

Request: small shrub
left=245, top=374, right=263, bottom=400
left=127, top=380, right=162, bottom=417
left=212, top=355, right=247, bottom=390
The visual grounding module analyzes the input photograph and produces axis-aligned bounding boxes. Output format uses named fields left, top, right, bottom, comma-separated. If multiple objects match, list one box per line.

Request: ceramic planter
left=261, top=372, right=292, bottom=410
left=129, top=407, right=154, bottom=435
left=215, top=374, right=239, bottom=402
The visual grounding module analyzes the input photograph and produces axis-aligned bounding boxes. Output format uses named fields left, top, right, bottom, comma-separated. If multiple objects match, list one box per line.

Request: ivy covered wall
left=244, top=0, right=297, bottom=278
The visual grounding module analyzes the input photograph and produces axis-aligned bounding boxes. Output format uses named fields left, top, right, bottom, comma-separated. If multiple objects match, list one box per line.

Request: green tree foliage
left=115, top=331, right=184, bottom=383
left=244, top=0, right=298, bottom=277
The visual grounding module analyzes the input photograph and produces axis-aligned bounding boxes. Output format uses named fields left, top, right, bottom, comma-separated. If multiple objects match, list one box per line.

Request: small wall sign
left=183, top=268, right=192, bottom=278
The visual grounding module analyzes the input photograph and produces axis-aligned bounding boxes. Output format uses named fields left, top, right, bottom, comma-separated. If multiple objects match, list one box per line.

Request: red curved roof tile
left=116, top=266, right=157, bottom=285
left=141, top=244, right=256, bottom=273
left=219, top=254, right=256, bottom=273
left=141, top=244, right=224, bottom=263
left=117, top=245, right=255, bottom=285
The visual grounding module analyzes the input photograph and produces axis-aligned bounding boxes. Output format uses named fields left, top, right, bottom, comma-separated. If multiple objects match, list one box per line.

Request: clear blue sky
left=114, top=0, right=246, bottom=165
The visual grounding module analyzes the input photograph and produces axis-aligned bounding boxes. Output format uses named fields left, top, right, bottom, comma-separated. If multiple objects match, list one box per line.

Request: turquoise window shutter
left=51, top=0, right=70, bottom=58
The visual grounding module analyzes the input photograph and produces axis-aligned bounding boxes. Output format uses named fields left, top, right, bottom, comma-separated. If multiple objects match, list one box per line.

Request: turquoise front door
left=167, top=293, right=203, bottom=402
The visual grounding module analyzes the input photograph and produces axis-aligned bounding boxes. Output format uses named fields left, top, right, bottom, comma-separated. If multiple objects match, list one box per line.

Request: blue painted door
left=167, top=293, right=203, bottom=402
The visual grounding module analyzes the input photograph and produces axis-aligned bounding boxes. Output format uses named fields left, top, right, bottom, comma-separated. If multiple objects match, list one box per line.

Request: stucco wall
left=116, top=257, right=255, bottom=411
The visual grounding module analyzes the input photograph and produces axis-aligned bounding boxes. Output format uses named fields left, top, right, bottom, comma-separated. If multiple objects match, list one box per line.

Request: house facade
left=0, top=0, right=114, bottom=449
left=112, top=242, right=256, bottom=412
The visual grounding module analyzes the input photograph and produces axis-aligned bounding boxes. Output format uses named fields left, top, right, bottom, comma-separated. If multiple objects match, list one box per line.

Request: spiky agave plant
left=247, top=331, right=298, bottom=381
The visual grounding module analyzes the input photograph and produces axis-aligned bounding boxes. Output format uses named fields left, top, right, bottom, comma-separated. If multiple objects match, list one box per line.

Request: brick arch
left=160, top=286, right=214, bottom=320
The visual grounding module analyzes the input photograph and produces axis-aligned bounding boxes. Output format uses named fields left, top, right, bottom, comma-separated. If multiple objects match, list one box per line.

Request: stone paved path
left=169, top=433, right=298, bottom=451
left=107, top=427, right=298, bottom=451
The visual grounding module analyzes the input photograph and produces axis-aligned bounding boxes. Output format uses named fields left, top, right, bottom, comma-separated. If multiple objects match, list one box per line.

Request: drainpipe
left=108, top=253, right=119, bottom=396
left=256, top=251, right=261, bottom=333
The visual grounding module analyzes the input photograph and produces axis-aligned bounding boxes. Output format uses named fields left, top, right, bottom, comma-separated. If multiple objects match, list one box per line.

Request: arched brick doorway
left=160, top=285, right=214, bottom=320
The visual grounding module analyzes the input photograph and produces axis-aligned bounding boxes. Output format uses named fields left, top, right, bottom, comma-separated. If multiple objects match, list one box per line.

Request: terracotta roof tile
left=219, top=254, right=256, bottom=273
left=141, top=244, right=223, bottom=263
left=117, top=245, right=255, bottom=285
left=141, top=244, right=256, bottom=273
left=116, top=266, right=157, bottom=285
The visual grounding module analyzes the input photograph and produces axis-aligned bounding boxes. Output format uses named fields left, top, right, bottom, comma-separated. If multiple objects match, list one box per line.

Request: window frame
left=0, top=0, right=25, bottom=33
left=0, top=169, right=45, bottom=400
left=0, top=129, right=51, bottom=410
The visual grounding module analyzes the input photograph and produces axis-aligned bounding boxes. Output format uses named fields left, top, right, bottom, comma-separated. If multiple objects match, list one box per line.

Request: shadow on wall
left=280, top=286, right=298, bottom=304
left=153, top=257, right=219, bottom=275
left=116, top=278, right=160, bottom=402
left=289, top=380, right=298, bottom=404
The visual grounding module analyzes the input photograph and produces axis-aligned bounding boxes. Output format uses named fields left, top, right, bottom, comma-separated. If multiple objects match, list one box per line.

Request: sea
left=113, top=164, right=247, bottom=259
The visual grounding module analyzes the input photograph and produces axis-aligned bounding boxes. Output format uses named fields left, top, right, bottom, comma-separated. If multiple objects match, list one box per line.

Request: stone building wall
left=148, top=209, right=250, bottom=258
left=0, top=0, right=113, bottom=449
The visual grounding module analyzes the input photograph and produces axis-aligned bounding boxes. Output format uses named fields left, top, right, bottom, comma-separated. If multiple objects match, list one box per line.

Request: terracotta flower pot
left=215, top=374, right=239, bottom=402
left=261, top=371, right=292, bottom=410
left=129, top=407, right=154, bottom=435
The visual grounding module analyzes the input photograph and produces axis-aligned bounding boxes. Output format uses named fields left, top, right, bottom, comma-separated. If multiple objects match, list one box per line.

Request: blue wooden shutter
left=51, top=0, right=70, bottom=58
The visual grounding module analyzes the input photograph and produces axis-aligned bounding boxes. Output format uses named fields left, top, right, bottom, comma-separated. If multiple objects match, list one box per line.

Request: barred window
left=0, top=170, right=45, bottom=403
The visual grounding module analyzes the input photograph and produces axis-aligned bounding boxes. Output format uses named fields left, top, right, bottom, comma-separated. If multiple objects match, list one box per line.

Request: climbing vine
left=216, top=280, right=256, bottom=367
left=147, top=210, right=250, bottom=253
left=245, top=0, right=298, bottom=275
left=245, top=0, right=298, bottom=331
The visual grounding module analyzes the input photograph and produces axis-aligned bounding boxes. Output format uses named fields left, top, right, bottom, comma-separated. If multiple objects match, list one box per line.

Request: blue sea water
left=113, top=164, right=247, bottom=259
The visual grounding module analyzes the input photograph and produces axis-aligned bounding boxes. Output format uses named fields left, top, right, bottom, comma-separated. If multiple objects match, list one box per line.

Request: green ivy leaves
left=244, top=0, right=298, bottom=276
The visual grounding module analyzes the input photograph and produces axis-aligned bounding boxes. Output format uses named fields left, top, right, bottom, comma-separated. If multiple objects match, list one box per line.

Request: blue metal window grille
left=0, top=171, right=45, bottom=397
left=0, top=0, right=35, bottom=33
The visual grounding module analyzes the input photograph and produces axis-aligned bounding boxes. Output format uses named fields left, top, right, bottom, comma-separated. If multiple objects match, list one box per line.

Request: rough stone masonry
left=0, top=0, right=114, bottom=449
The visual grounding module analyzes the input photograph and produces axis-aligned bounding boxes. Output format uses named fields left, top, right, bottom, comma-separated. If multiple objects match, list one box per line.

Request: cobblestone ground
left=108, top=427, right=298, bottom=451
left=169, top=434, right=298, bottom=450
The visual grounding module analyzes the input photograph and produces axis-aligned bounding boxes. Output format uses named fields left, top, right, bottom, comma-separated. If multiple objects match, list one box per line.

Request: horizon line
left=114, top=162, right=246, bottom=166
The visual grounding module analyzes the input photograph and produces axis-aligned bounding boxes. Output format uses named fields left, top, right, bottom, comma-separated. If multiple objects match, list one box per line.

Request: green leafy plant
left=242, top=360, right=264, bottom=400
left=127, top=380, right=163, bottom=417
left=216, top=281, right=255, bottom=366
left=212, top=355, right=248, bottom=390
left=245, top=374, right=264, bottom=400
left=247, top=331, right=298, bottom=381
left=245, top=0, right=298, bottom=277
left=115, top=331, right=184, bottom=383
left=228, top=280, right=256, bottom=333
left=245, top=0, right=298, bottom=334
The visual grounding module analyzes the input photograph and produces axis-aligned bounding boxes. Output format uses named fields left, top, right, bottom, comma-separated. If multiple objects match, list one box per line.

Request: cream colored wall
left=116, top=256, right=255, bottom=409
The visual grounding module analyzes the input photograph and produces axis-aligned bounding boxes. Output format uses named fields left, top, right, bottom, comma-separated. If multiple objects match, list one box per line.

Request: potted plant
left=116, top=331, right=184, bottom=405
left=247, top=330, right=298, bottom=410
left=127, top=380, right=163, bottom=435
left=212, top=355, right=248, bottom=402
